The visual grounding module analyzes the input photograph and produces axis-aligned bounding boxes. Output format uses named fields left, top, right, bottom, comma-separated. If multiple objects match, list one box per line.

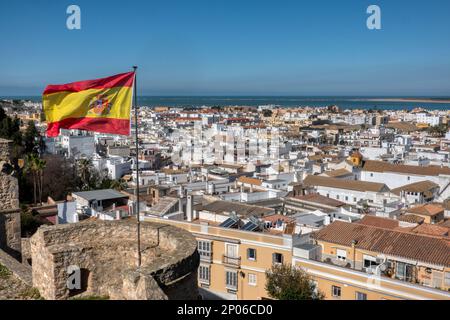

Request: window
left=198, top=265, right=210, bottom=284
left=331, top=285, right=341, bottom=298
left=356, top=292, right=367, bottom=300
left=445, top=272, right=450, bottom=287
left=326, top=194, right=330, bottom=198
left=198, top=240, right=212, bottom=259
left=353, top=197, right=357, bottom=202
left=247, top=248, right=256, bottom=261
left=432, top=271, right=443, bottom=289
left=345, top=196, right=349, bottom=201
left=336, top=195, right=340, bottom=200
left=395, top=262, right=414, bottom=282
left=370, top=173, right=374, bottom=177
left=248, top=273, right=257, bottom=286
left=336, top=249, right=347, bottom=261
left=272, top=253, right=283, bottom=264
left=363, top=255, right=378, bottom=270
left=226, top=270, right=238, bottom=289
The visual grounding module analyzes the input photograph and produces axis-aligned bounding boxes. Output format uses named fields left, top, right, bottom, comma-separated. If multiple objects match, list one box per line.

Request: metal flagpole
left=133, top=66, right=142, bottom=267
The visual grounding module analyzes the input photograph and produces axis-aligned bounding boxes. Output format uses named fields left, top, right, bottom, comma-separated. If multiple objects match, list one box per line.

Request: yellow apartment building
left=296, top=220, right=450, bottom=300
left=144, top=215, right=450, bottom=300
left=143, top=215, right=292, bottom=300
left=294, top=257, right=450, bottom=300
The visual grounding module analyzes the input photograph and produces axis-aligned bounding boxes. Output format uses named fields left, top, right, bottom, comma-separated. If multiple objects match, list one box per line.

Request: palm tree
left=24, top=154, right=45, bottom=204
left=24, top=154, right=38, bottom=205
left=110, top=179, right=128, bottom=191
left=36, top=158, right=46, bottom=204
left=77, top=158, right=93, bottom=190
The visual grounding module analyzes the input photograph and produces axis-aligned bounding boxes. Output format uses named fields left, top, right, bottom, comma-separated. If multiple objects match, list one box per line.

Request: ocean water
left=136, top=96, right=450, bottom=110
left=3, top=96, right=450, bottom=110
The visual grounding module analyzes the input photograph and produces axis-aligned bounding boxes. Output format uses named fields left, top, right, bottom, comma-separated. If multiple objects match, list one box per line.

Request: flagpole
left=133, top=66, right=142, bottom=268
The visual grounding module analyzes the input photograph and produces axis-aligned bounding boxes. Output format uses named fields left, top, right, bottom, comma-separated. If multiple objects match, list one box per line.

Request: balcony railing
left=222, top=255, right=241, bottom=267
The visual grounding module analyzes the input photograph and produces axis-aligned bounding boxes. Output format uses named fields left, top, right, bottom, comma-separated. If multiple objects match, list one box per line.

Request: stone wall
left=0, top=139, right=21, bottom=259
left=0, top=249, right=32, bottom=286
left=0, top=209, right=21, bottom=259
left=0, top=139, right=19, bottom=211
left=30, top=220, right=200, bottom=300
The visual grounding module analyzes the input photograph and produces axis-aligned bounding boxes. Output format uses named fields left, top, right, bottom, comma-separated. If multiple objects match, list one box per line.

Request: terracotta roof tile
left=357, top=215, right=399, bottom=230
left=324, top=169, right=353, bottom=178
left=303, top=175, right=388, bottom=193
left=397, top=214, right=425, bottom=224
left=391, top=180, right=439, bottom=196
left=238, top=176, right=263, bottom=186
left=313, top=221, right=450, bottom=267
left=362, top=160, right=450, bottom=176
left=411, top=224, right=449, bottom=237
left=407, top=204, right=444, bottom=217
left=290, top=193, right=346, bottom=207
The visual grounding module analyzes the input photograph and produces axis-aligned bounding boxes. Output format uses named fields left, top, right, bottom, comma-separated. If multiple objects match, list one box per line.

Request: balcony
left=222, top=255, right=241, bottom=267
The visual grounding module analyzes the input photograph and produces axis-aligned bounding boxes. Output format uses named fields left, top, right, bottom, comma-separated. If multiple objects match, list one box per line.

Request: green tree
left=20, top=210, right=43, bottom=237
left=427, top=124, right=448, bottom=137
left=77, top=158, right=95, bottom=190
left=265, top=264, right=323, bottom=300
left=0, top=107, right=6, bottom=122
left=23, top=120, right=40, bottom=154
left=38, top=155, right=78, bottom=201
left=0, top=109, right=23, bottom=165
left=109, top=178, right=128, bottom=191
left=36, top=157, right=46, bottom=203
left=262, top=109, right=273, bottom=117
left=24, top=154, right=38, bottom=204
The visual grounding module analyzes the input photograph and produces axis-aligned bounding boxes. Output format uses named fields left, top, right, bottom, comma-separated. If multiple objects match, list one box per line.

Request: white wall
left=361, top=170, right=450, bottom=192
left=315, top=186, right=391, bottom=207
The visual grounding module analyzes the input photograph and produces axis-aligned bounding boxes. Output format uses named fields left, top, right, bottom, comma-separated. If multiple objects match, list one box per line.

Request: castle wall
left=0, top=139, right=21, bottom=259
left=30, top=220, right=200, bottom=300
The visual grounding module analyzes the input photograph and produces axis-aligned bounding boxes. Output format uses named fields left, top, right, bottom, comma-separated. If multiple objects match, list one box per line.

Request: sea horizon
left=2, top=95, right=450, bottom=110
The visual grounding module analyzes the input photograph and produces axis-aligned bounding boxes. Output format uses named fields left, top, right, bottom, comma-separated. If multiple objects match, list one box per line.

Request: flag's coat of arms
left=43, top=72, right=135, bottom=137
left=88, top=94, right=112, bottom=116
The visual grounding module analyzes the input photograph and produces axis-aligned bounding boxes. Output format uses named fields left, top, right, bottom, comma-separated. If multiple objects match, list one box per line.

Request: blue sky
left=1, top=0, right=450, bottom=96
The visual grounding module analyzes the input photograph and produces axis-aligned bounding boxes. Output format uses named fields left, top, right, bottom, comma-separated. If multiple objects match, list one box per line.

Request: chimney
left=186, top=194, right=194, bottom=222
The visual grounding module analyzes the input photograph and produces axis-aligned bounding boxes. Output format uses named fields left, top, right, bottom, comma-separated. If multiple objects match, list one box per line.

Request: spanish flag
left=43, top=72, right=135, bottom=137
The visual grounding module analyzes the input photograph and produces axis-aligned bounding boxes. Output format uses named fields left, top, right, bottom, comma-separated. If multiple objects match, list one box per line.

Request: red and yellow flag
left=43, top=72, right=135, bottom=137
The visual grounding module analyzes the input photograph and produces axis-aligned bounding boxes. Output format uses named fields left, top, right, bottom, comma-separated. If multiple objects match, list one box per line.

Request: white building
left=303, top=175, right=394, bottom=208
left=361, top=160, right=450, bottom=201
left=415, top=112, right=442, bottom=126
left=60, top=134, right=95, bottom=158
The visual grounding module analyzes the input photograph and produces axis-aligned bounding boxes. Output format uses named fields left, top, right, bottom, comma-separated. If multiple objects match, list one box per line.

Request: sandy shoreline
left=353, top=98, right=450, bottom=104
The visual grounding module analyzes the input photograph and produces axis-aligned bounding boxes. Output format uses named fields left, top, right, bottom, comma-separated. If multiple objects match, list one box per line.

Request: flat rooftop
left=72, top=189, right=128, bottom=201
